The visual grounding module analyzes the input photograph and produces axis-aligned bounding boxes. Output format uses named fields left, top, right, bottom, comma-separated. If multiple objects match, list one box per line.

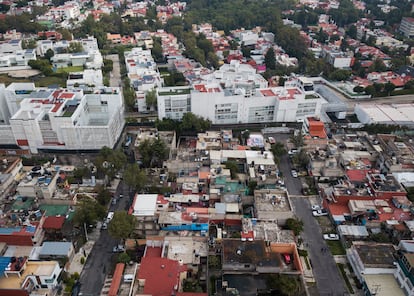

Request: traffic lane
left=80, top=231, right=119, bottom=295
left=279, top=154, right=302, bottom=195
left=290, top=196, right=347, bottom=296
left=80, top=181, right=126, bottom=295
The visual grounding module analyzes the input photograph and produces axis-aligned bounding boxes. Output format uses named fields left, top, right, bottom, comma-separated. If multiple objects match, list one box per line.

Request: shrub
left=80, top=257, right=85, bottom=264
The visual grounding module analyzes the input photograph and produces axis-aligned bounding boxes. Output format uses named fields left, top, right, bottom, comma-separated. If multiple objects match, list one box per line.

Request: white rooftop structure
left=130, top=194, right=158, bottom=216
left=355, top=104, right=414, bottom=127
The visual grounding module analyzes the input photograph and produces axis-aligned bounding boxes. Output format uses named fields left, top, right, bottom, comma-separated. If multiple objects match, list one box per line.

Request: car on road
left=291, top=170, right=298, bottom=178
left=323, top=234, right=339, bottom=240
left=112, top=245, right=125, bottom=253
left=311, top=205, right=321, bottom=211
left=312, top=209, right=328, bottom=217
left=283, top=253, right=291, bottom=264
left=268, top=137, right=276, bottom=144
left=101, top=222, right=108, bottom=230
left=288, top=149, right=298, bottom=155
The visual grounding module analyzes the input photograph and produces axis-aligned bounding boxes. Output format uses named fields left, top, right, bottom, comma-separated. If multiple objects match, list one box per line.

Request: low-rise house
left=0, top=260, right=62, bottom=295
left=253, top=189, right=294, bottom=225
left=38, top=241, right=75, bottom=263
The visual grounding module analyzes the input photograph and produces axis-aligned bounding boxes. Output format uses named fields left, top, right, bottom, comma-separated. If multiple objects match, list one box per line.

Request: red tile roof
left=43, top=216, right=65, bottom=229
left=346, top=170, right=369, bottom=182
left=138, top=257, right=187, bottom=296
left=109, top=263, right=125, bottom=296
left=145, top=247, right=162, bottom=258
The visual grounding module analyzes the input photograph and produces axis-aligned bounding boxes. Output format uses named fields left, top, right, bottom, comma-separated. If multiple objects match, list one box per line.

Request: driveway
left=279, top=154, right=348, bottom=296
left=106, top=54, right=122, bottom=87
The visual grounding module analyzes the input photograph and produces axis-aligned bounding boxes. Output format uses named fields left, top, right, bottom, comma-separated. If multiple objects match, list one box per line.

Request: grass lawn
left=56, top=66, right=84, bottom=73
left=35, top=76, right=67, bottom=87
left=0, top=74, right=30, bottom=85
left=0, top=74, right=66, bottom=87
left=326, top=240, right=346, bottom=255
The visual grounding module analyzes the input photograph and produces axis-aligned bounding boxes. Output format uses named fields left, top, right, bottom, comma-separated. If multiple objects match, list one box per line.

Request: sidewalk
left=67, top=240, right=95, bottom=275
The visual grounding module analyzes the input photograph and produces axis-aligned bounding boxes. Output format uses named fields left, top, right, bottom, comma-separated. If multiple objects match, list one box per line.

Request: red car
left=283, top=253, right=291, bottom=264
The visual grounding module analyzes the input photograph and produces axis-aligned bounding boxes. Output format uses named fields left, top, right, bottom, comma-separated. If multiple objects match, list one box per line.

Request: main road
left=279, top=154, right=348, bottom=296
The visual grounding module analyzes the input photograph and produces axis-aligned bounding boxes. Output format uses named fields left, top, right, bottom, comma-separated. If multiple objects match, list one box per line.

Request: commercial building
left=355, top=104, right=414, bottom=127
left=0, top=83, right=124, bottom=153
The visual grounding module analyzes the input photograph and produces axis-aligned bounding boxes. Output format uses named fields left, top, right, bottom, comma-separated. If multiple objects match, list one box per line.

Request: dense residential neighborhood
left=0, top=0, right=414, bottom=296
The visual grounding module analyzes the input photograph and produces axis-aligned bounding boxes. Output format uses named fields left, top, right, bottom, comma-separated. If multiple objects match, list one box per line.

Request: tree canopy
left=74, top=198, right=106, bottom=227
left=123, top=163, right=147, bottom=192
left=108, top=211, right=136, bottom=240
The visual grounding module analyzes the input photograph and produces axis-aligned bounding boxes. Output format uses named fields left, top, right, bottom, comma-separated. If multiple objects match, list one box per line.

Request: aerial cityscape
left=0, top=0, right=414, bottom=295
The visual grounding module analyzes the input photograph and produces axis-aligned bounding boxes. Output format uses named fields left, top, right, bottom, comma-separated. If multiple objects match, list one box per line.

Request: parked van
left=106, top=212, right=114, bottom=223
left=124, top=274, right=134, bottom=283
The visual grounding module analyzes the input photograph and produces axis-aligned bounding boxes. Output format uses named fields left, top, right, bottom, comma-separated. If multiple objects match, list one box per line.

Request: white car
left=112, top=245, right=125, bottom=253
left=291, top=170, right=298, bottom=178
left=312, top=209, right=328, bottom=217
left=311, top=205, right=321, bottom=211
left=323, top=234, right=339, bottom=240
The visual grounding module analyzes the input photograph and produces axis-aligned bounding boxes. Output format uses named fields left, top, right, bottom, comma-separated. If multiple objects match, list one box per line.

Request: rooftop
left=0, top=261, right=57, bottom=289
left=222, top=239, right=281, bottom=267
left=353, top=242, right=396, bottom=268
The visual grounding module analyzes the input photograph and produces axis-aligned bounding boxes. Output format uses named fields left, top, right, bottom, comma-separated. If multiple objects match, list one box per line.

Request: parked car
left=283, top=253, right=291, bottom=264
left=291, top=170, right=298, bottom=178
left=311, top=205, right=321, bottom=211
left=312, top=209, right=328, bottom=217
left=323, top=234, right=339, bottom=240
left=112, top=245, right=125, bottom=253
left=268, top=137, right=276, bottom=144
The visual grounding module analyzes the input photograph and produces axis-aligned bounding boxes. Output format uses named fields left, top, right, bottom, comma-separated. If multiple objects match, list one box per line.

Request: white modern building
left=66, top=69, right=103, bottom=88
left=0, top=83, right=124, bottom=153
left=157, top=77, right=327, bottom=124
left=355, top=103, right=414, bottom=127
left=0, top=49, right=36, bottom=67
left=125, top=47, right=161, bottom=91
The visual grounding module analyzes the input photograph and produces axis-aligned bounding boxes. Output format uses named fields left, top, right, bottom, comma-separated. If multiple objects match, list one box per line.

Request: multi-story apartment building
left=0, top=83, right=124, bottom=153
left=400, top=17, right=414, bottom=38
left=157, top=77, right=327, bottom=124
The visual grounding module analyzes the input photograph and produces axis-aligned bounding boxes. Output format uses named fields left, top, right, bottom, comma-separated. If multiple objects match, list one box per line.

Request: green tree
left=95, top=185, right=112, bottom=206
left=353, top=86, right=364, bottom=93
left=384, top=82, right=395, bottom=96
left=74, top=198, right=106, bottom=227
left=102, top=59, right=113, bottom=74
left=68, top=42, right=84, bottom=53
left=44, top=48, right=54, bottom=61
left=123, top=85, right=136, bottom=111
left=124, top=163, right=147, bottom=192
left=108, top=211, right=136, bottom=240
left=225, top=160, right=239, bottom=179
left=22, top=39, right=37, bottom=49
left=329, top=69, right=351, bottom=81
left=145, top=89, right=157, bottom=111
left=266, top=274, right=300, bottom=296
left=290, top=131, right=304, bottom=148
left=28, top=59, right=53, bottom=76
left=181, top=112, right=211, bottom=132
left=95, top=147, right=127, bottom=179
left=265, top=48, right=276, bottom=70
left=271, top=142, right=286, bottom=164
left=138, top=138, right=168, bottom=168
left=285, top=218, right=304, bottom=236
left=364, top=85, right=376, bottom=96
left=118, top=252, right=131, bottom=263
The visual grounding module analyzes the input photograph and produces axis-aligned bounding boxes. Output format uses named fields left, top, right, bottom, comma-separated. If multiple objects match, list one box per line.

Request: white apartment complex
left=0, top=83, right=124, bottom=153
left=157, top=77, right=327, bottom=124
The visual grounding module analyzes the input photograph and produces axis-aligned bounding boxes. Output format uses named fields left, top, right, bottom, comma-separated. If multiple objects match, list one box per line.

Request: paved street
left=79, top=181, right=132, bottom=296
left=279, top=154, right=347, bottom=296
